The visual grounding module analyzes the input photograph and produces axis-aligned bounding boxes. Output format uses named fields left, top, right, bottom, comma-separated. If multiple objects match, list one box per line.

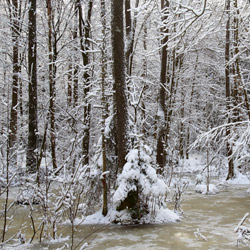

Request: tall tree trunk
left=67, top=61, right=73, bottom=108
left=76, top=0, right=92, bottom=165
left=141, top=22, right=148, bottom=136
left=100, top=0, right=108, bottom=216
left=232, top=0, right=250, bottom=120
left=47, top=0, right=57, bottom=170
left=156, top=0, right=169, bottom=171
left=9, top=0, right=20, bottom=163
left=125, top=0, right=132, bottom=74
left=186, top=56, right=198, bottom=159
left=126, top=0, right=140, bottom=75
left=179, top=84, right=185, bottom=159
left=72, top=19, right=78, bottom=108
left=111, top=0, right=128, bottom=171
left=225, top=0, right=234, bottom=180
left=125, top=0, right=139, bottom=75
left=231, top=0, right=241, bottom=122
left=26, top=0, right=38, bottom=174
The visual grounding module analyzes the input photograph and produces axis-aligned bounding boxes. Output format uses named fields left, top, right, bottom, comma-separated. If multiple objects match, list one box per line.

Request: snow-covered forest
left=0, top=0, right=250, bottom=249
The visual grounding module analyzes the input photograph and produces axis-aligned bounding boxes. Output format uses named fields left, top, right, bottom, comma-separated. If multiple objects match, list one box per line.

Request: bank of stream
left=1, top=183, right=250, bottom=249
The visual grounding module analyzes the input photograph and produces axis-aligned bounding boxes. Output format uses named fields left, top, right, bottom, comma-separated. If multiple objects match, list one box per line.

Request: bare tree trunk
left=72, top=17, right=78, bottom=108
left=10, top=0, right=19, bottom=146
left=232, top=0, right=250, bottom=120
left=225, top=0, right=234, bottom=180
left=111, top=0, right=128, bottom=171
left=125, top=0, right=139, bottom=75
left=2, top=97, right=11, bottom=242
left=125, top=0, right=132, bottom=75
left=76, top=0, right=92, bottom=165
left=179, top=85, right=185, bottom=159
left=100, top=0, right=108, bottom=216
left=26, top=0, right=38, bottom=174
left=9, top=0, right=20, bottom=166
left=186, top=56, right=198, bottom=159
left=156, top=0, right=169, bottom=171
left=141, top=23, right=148, bottom=135
left=47, top=0, right=57, bottom=170
left=67, top=61, right=73, bottom=108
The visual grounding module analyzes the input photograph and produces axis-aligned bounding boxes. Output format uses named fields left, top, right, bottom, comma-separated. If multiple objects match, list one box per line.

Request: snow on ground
left=226, top=171, right=250, bottom=185
left=81, top=207, right=180, bottom=225
left=177, top=153, right=250, bottom=185
left=141, top=208, right=180, bottom=224
left=195, top=184, right=219, bottom=195
left=181, top=153, right=205, bottom=174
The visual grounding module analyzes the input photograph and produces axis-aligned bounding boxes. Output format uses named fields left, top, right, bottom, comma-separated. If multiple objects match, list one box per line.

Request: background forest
left=0, top=0, right=250, bottom=247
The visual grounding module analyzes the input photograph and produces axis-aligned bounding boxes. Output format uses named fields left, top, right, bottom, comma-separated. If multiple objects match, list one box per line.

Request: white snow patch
left=48, top=236, right=70, bottom=244
left=82, top=207, right=180, bottom=225
left=2, top=244, right=34, bottom=250
left=82, top=210, right=111, bottom=224
left=82, top=209, right=131, bottom=225
left=226, top=172, right=250, bottom=185
left=195, top=184, right=219, bottom=195
left=141, top=208, right=180, bottom=224
left=79, top=242, right=89, bottom=249
left=181, top=153, right=205, bottom=173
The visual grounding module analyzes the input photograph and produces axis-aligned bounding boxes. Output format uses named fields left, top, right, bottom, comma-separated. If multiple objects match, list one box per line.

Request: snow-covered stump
left=234, top=213, right=250, bottom=246
left=195, top=174, right=218, bottom=195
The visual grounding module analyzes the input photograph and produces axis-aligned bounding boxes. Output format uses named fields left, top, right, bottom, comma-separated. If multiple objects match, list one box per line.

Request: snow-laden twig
left=235, top=213, right=250, bottom=246
left=194, top=228, right=208, bottom=241
left=172, top=179, right=189, bottom=213
left=234, top=213, right=249, bottom=233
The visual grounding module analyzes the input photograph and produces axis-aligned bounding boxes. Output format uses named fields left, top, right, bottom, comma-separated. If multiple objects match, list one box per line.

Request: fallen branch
left=235, top=213, right=250, bottom=247
left=234, top=213, right=249, bottom=233
left=194, top=228, right=208, bottom=241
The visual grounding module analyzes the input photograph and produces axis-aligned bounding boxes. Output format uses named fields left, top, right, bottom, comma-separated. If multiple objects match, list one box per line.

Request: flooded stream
left=1, top=184, right=250, bottom=249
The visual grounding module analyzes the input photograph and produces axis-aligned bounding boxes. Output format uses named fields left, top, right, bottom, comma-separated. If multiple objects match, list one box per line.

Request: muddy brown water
left=1, top=184, right=250, bottom=250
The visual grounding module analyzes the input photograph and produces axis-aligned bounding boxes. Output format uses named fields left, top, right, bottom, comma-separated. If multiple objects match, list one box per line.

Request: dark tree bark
left=76, top=0, right=92, bottom=165
left=225, top=0, right=234, bottom=180
left=100, top=0, right=108, bottom=216
left=111, top=0, right=128, bottom=172
left=186, top=56, right=198, bottom=159
left=232, top=0, right=250, bottom=120
left=125, top=0, right=132, bottom=40
left=67, top=61, right=73, bottom=107
left=9, top=0, right=21, bottom=159
left=125, top=0, right=139, bottom=75
left=72, top=17, right=78, bottom=108
left=179, top=83, right=185, bottom=159
left=47, top=0, right=57, bottom=170
left=125, top=0, right=132, bottom=74
left=156, top=0, right=169, bottom=171
left=26, top=0, right=38, bottom=174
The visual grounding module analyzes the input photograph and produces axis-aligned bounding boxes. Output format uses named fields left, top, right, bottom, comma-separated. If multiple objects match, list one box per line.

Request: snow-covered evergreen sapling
left=113, top=141, right=168, bottom=221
